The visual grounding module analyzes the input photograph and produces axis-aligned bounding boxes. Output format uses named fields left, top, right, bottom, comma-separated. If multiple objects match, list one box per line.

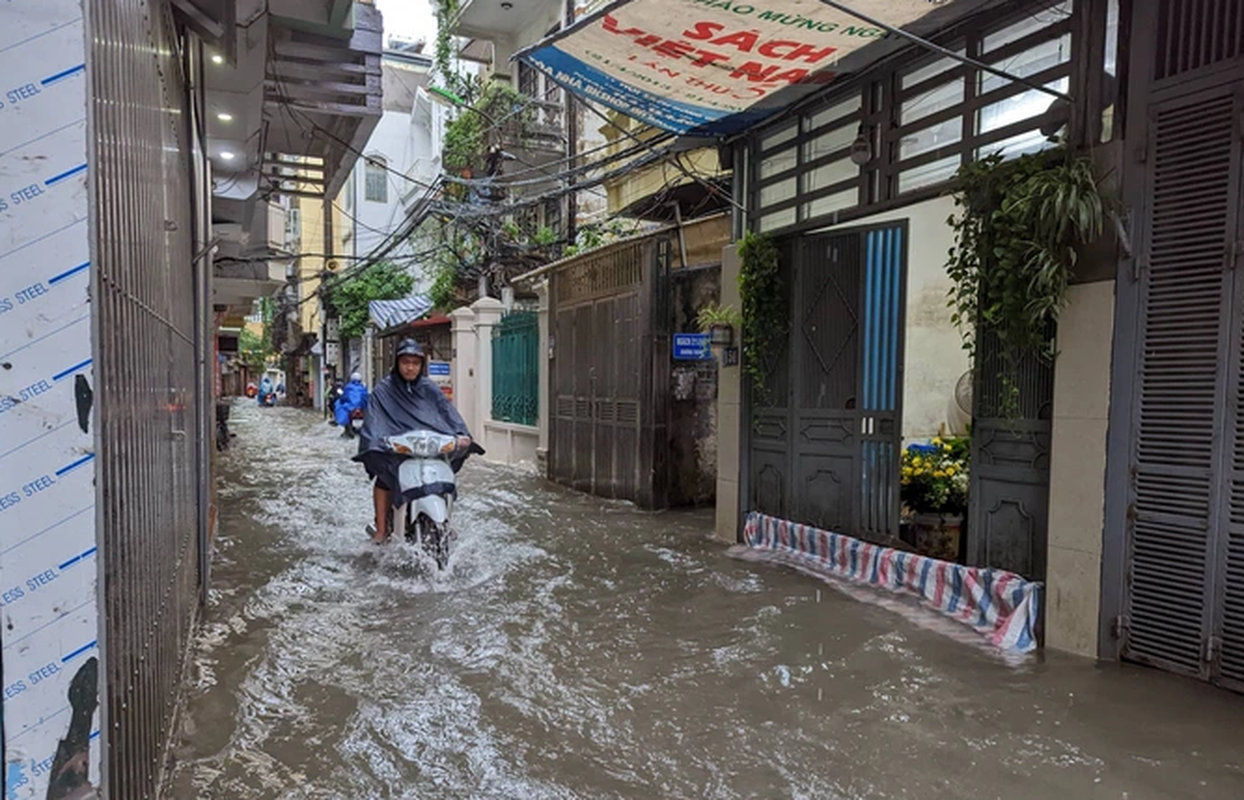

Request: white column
left=1046, top=280, right=1115, bottom=658
left=716, top=244, right=743, bottom=543
left=472, top=297, right=505, bottom=439
left=450, top=306, right=477, bottom=435
left=536, top=281, right=551, bottom=475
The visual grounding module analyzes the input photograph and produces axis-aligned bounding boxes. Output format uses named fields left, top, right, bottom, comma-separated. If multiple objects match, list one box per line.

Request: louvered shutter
left=1125, top=88, right=1238, bottom=678
left=1216, top=102, right=1244, bottom=690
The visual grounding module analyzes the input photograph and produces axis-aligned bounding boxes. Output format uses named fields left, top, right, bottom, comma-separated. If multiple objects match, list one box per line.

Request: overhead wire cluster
left=261, top=35, right=726, bottom=309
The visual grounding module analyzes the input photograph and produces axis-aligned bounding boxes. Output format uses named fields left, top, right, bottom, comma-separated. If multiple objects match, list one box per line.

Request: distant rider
left=334, top=372, right=369, bottom=431
left=353, top=339, right=480, bottom=544
left=325, top=377, right=343, bottom=422
left=257, top=375, right=274, bottom=406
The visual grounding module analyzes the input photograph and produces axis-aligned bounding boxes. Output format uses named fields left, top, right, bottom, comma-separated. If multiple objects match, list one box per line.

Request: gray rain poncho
left=352, top=339, right=483, bottom=504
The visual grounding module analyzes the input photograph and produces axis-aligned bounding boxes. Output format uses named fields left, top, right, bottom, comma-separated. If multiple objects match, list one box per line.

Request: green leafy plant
left=901, top=437, right=970, bottom=516
left=737, top=231, right=786, bottom=407
left=533, top=225, right=558, bottom=247
left=238, top=326, right=268, bottom=371
left=442, top=79, right=529, bottom=179
left=428, top=261, right=458, bottom=310
left=945, top=148, right=1106, bottom=405
left=433, top=0, right=471, bottom=100
left=327, top=261, right=415, bottom=339
left=695, top=302, right=742, bottom=331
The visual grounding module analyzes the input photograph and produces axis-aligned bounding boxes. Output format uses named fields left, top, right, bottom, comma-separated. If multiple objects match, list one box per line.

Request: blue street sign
left=428, top=361, right=451, bottom=376
left=672, top=333, right=711, bottom=361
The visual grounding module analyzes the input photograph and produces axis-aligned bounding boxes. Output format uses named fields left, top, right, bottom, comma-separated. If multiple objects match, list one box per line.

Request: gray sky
left=374, top=0, right=438, bottom=48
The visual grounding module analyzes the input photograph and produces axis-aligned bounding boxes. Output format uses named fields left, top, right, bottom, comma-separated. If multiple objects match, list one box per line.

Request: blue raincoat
left=257, top=376, right=274, bottom=405
left=334, top=378, right=369, bottom=426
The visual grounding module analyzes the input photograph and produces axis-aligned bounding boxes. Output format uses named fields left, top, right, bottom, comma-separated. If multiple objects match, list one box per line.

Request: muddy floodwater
left=169, top=402, right=1244, bottom=799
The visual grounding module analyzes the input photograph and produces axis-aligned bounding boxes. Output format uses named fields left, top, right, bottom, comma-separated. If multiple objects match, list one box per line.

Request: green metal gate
left=492, top=310, right=539, bottom=426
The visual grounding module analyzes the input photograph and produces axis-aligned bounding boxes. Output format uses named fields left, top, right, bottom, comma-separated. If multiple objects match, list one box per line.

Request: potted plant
left=695, top=302, right=742, bottom=346
left=901, top=436, right=970, bottom=561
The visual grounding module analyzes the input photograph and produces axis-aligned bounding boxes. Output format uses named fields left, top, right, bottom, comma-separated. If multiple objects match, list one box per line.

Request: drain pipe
left=669, top=200, right=688, bottom=269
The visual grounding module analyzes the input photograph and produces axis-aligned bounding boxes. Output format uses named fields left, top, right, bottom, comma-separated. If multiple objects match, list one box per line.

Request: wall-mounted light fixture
left=849, top=125, right=872, bottom=166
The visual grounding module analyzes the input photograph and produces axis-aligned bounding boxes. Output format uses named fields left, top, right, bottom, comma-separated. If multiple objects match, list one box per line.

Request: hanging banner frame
left=517, top=0, right=995, bottom=137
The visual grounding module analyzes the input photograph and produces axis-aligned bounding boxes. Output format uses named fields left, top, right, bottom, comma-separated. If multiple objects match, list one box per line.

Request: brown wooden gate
left=549, top=237, right=671, bottom=507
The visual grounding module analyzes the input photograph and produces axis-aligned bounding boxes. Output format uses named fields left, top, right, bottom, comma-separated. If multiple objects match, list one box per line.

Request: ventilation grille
left=1156, top=0, right=1244, bottom=80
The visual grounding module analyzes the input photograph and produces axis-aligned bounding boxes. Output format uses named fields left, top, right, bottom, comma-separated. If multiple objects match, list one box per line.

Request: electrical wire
left=261, top=40, right=723, bottom=309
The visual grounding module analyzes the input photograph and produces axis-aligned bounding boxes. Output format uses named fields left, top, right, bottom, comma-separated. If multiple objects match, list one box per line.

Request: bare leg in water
left=372, top=483, right=390, bottom=544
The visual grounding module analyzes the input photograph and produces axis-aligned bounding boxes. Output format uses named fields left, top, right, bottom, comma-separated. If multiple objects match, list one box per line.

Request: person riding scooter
left=334, top=372, right=369, bottom=437
left=257, top=376, right=276, bottom=407
left=326, top=378, right=344, bottom=423
left=353, top=339, right=483, bottom=545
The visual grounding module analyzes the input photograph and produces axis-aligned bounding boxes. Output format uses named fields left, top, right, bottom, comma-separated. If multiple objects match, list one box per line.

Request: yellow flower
left=932, top=437, right=942, bottom=445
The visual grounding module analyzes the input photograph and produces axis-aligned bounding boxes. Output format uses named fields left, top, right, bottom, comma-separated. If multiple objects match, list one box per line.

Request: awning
left=518, top=0, right=992, bottom=137
left=369, top=295, right=434, bottom=332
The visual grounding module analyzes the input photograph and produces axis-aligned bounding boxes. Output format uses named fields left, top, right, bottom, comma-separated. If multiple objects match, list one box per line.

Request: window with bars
left=751, top=0, right=1082, bottom=234
left=364, top=157, right=387, bottom=203
left=518, top=60, right=540, bottom=100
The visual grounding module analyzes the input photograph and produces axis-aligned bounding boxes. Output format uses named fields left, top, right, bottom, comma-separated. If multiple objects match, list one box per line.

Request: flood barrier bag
left=744, top=512, right=1042, bottom=654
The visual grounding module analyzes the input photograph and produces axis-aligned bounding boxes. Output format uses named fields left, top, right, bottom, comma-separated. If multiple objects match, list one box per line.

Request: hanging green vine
left=737, top=231, right=786, bottom=407
left=434, top=0, right=469, bottom=99
left=946, top=148, right=1106, bottom=409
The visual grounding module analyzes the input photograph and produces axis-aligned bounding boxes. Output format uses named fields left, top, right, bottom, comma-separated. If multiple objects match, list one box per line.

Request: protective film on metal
left=89, top=0, right=206, bottom=797
left=1, top=1, right=101, bottom=797
left=517, top=0, right=973, bottom=136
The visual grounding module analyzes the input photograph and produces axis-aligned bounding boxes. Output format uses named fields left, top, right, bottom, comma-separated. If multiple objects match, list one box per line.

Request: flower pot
left=910, top=512, right=964, bottom=562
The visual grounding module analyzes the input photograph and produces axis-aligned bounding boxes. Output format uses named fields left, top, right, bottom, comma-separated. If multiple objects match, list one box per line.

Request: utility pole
left=563, top=0, right=577, bottom=250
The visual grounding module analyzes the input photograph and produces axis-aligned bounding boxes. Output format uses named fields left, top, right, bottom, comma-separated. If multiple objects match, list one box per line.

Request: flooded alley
left=169, top=403, right=1244, bottom=800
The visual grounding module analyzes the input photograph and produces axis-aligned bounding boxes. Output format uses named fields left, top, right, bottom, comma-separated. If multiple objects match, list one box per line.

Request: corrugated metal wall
left=87, top=0, right=206, bottom=795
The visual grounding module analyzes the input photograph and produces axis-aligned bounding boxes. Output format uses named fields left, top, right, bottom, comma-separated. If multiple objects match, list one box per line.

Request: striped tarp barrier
left=744, top=512, right=1042, bottom=654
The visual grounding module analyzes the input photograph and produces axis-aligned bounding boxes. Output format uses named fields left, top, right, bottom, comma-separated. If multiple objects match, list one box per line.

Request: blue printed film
left=1, top=1, right=102, bottom=797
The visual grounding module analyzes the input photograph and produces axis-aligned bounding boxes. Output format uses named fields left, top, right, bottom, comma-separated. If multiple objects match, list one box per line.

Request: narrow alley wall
left=0, top=2, right=101, bottom=795
left=669, top=266, right=721, bottom=507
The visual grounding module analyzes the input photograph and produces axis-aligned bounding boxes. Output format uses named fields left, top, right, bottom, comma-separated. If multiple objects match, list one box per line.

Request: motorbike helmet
left=395, top=338, right=424, bottom=359
left=350, top=372, right=362, bottom=382
left=393, top=338, right=427, bottom=378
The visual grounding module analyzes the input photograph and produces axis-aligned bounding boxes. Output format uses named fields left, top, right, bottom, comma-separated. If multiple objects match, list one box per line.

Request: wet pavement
left=170, top=402, right=1244, bottom=799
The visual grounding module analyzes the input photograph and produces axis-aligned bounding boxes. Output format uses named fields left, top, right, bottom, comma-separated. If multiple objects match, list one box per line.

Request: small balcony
left=451, top=0, right=563, bottom=43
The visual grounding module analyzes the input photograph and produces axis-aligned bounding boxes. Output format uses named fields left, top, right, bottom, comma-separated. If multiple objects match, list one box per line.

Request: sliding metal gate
left=90, top=1, right=207, bottom=794
left=746, top=224, right=906, bottom=540
left=549, top=238, right=671, bottom=508
left=1106, top=0, right=1244, bottom=689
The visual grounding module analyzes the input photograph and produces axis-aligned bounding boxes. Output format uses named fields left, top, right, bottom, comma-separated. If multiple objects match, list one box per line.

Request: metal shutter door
left=1216, top=101, right=1244, bottom=690
left=1125, top=87, right=1238, bottom=678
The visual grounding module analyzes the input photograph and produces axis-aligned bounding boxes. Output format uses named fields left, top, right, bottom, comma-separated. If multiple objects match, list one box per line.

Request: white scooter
left=384, top=430, right=462, bottom=570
